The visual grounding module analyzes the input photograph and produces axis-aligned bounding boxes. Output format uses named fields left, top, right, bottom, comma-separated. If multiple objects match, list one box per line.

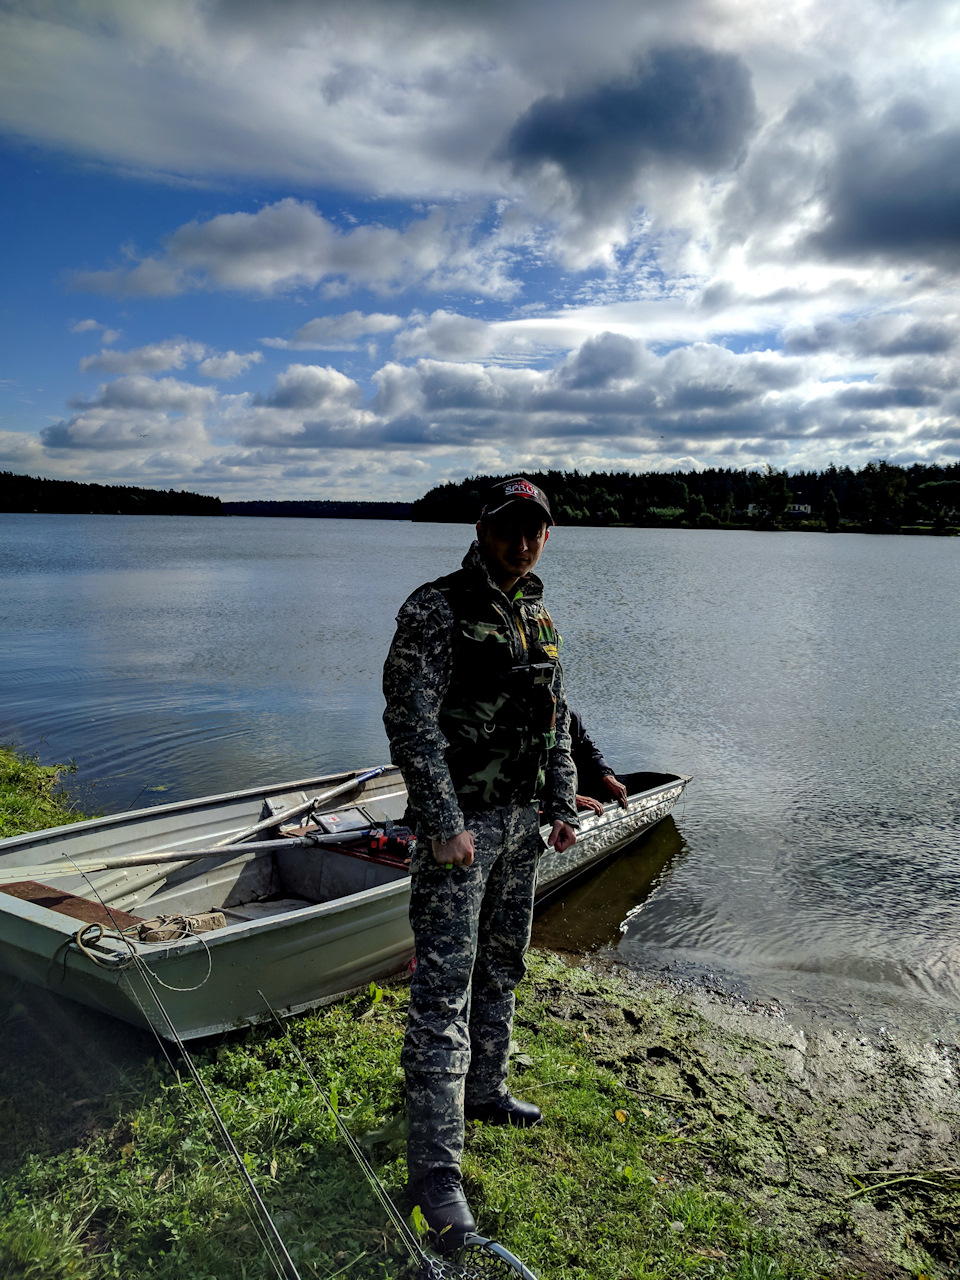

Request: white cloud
left=72, top=200, right=518, bottom=299
left=68, top=375, right=216, bottom=415
left=263, top=311, right=404, bottom=350
left=198, top=334, right=958, bottom=472
left=79, top=339, right=206, bottom=374
left=43, top=375, right=218, bottom=452
left=197, top=350, right=263, bottom=379
left=76, top=340, right=264, bottom=382
left=394, top=311, right=497, bottom=361
left=70, top=318, right=121, bottom=344
left=0, top=429, right=47, bottom=469
left=256, top=364, right=362, bottom=412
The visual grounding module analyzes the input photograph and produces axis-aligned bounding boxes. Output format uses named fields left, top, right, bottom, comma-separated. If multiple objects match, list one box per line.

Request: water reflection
left=533, top=817, right=684, bottom=954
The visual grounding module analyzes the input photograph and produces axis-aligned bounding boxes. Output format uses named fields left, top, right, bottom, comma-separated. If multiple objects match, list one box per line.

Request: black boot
left=464, top=1092, right=542, bottom=1127
left=409, top=1168, right=477, bottom=1253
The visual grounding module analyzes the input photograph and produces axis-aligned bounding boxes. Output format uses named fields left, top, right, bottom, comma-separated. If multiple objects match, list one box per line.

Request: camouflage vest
left=433, top=568, right=560, bottom=809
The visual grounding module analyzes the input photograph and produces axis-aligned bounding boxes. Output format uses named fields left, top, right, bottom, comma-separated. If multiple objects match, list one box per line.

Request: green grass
left=0, top=970, right=825, bottom=1280
left=0, top=745, right=89, bottom=838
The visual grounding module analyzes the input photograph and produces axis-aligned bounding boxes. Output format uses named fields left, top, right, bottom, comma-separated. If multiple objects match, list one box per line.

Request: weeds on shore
left=0, top=744, right=87, bottom=838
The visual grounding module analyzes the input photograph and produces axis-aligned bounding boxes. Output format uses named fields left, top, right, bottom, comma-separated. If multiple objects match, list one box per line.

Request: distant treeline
left=7, top=464, right=957, bottom=532
left=223, top=500, right=411, bottom=519
left=1, top=471, right=221, bottom=516
left=413, top=462, right=960, bottom=533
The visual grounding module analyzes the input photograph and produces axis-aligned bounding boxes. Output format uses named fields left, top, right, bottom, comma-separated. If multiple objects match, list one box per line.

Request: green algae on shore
left=527, top=958, right=960, bottom=1278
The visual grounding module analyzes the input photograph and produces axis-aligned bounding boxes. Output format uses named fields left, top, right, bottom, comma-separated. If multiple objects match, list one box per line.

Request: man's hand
left=575, top=793, right=604, bottom=816
left=548, top=820, right=577, bottom=853
left=602, top=775, right=629, bottom=809
left=431, top=830, right=475, bottom=868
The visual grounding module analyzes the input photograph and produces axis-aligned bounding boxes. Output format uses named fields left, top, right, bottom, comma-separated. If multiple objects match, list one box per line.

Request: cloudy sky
left=2, top=0, right=959, bottom=500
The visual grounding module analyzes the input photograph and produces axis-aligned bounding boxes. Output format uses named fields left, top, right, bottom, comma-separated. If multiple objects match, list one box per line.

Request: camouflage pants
left=403, top=803, right=542, bottom=1179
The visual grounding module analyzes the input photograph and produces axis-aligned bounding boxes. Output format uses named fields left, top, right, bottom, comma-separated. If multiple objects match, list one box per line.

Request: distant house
left=746, top=502, right=813, bottom=516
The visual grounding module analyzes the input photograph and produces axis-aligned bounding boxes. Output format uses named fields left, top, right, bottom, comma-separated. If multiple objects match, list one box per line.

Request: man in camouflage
left=382, top=477, right=579, bottom=1250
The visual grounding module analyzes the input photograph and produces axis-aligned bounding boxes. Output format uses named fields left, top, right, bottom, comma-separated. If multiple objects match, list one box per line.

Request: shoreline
left=531, top=956, right=960, bottom=1277
left=2, top=952, right=957, bottom=1278
left=2, top=752, right=958, bottom=1276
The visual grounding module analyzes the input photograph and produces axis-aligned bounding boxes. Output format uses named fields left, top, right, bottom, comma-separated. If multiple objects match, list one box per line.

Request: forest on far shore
left=412, top=461, right=960, bottom=534
left=4, top=461, right=959, bottom=533
left=0, top=471, right=221, bottom=516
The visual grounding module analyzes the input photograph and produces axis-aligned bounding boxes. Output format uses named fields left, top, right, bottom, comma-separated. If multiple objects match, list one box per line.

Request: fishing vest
left=433, top=568, right=560, bottom=809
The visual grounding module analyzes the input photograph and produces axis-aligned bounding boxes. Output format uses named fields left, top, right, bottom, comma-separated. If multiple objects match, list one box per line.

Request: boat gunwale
left=559, top=773, right=690, bottom=828
left=0, top=764, right=399, bottom=853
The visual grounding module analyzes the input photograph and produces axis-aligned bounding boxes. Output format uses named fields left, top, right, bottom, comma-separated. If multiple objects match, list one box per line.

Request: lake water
left=2, top=513, right=958, bottom=1042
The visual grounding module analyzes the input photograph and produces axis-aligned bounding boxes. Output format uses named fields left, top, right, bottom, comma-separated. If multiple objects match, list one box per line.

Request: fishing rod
left=0, top=823, right=406, bottom=883
left=69, top=861, right=303, bottom=1280
left=257, top=990, right=540, bottom=1280
left=0, top=766, right=393, bottom=895
left=210, top=767, right=388, bottom=848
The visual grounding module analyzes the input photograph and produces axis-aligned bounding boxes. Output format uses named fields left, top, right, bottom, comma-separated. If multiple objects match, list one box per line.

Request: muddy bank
left=528, top=956, right=960, bottom=1278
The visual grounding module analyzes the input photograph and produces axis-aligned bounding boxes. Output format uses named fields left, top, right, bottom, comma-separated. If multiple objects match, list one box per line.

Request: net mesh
left=421, top=1237, right=537, bottom=1280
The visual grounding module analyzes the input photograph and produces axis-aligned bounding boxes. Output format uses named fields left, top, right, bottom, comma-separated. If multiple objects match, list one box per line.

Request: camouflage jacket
left=382, top=541, right=579, bottom=842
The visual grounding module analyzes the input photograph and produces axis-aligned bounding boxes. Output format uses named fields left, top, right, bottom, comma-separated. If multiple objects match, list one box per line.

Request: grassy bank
left=0, top=965, right=820, bottom=1280
left=0, top=744, right=88, bottom=838
left=2, top=961, right=957, bottom=1280
left=0, top=762, right=956, bottom=1279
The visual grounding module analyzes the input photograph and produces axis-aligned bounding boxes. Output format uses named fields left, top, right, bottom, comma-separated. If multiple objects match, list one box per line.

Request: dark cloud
left=40, top=421, right=81, bottom=450
left=881, top=97, right=932, bottom=135
left=834, top=385, right=940, bottom=410
left=242, top=413, right=492, bottom=451
left=559, top=332, right=644, bottom=389
left=782, top=317, right=956, bottom=358
left=670, top=382, right=755, bottom=411
left=781, top=75, right=860, bottom=130
left=501, top=45, right=756, bottom=213
left=812, top=128, right=960, bottom=265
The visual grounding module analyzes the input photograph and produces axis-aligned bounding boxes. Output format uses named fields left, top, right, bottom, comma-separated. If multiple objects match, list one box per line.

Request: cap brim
left=483, top=497, right=554, bottom=525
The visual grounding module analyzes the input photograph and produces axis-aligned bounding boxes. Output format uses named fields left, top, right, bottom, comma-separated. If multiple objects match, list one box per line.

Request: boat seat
left=221, top=897, right=314, bottom=923
left=0, top=880, right=144, bottom=931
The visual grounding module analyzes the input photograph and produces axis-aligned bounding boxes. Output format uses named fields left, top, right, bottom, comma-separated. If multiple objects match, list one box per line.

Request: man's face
left=477, top=505, right=550, bottom=587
